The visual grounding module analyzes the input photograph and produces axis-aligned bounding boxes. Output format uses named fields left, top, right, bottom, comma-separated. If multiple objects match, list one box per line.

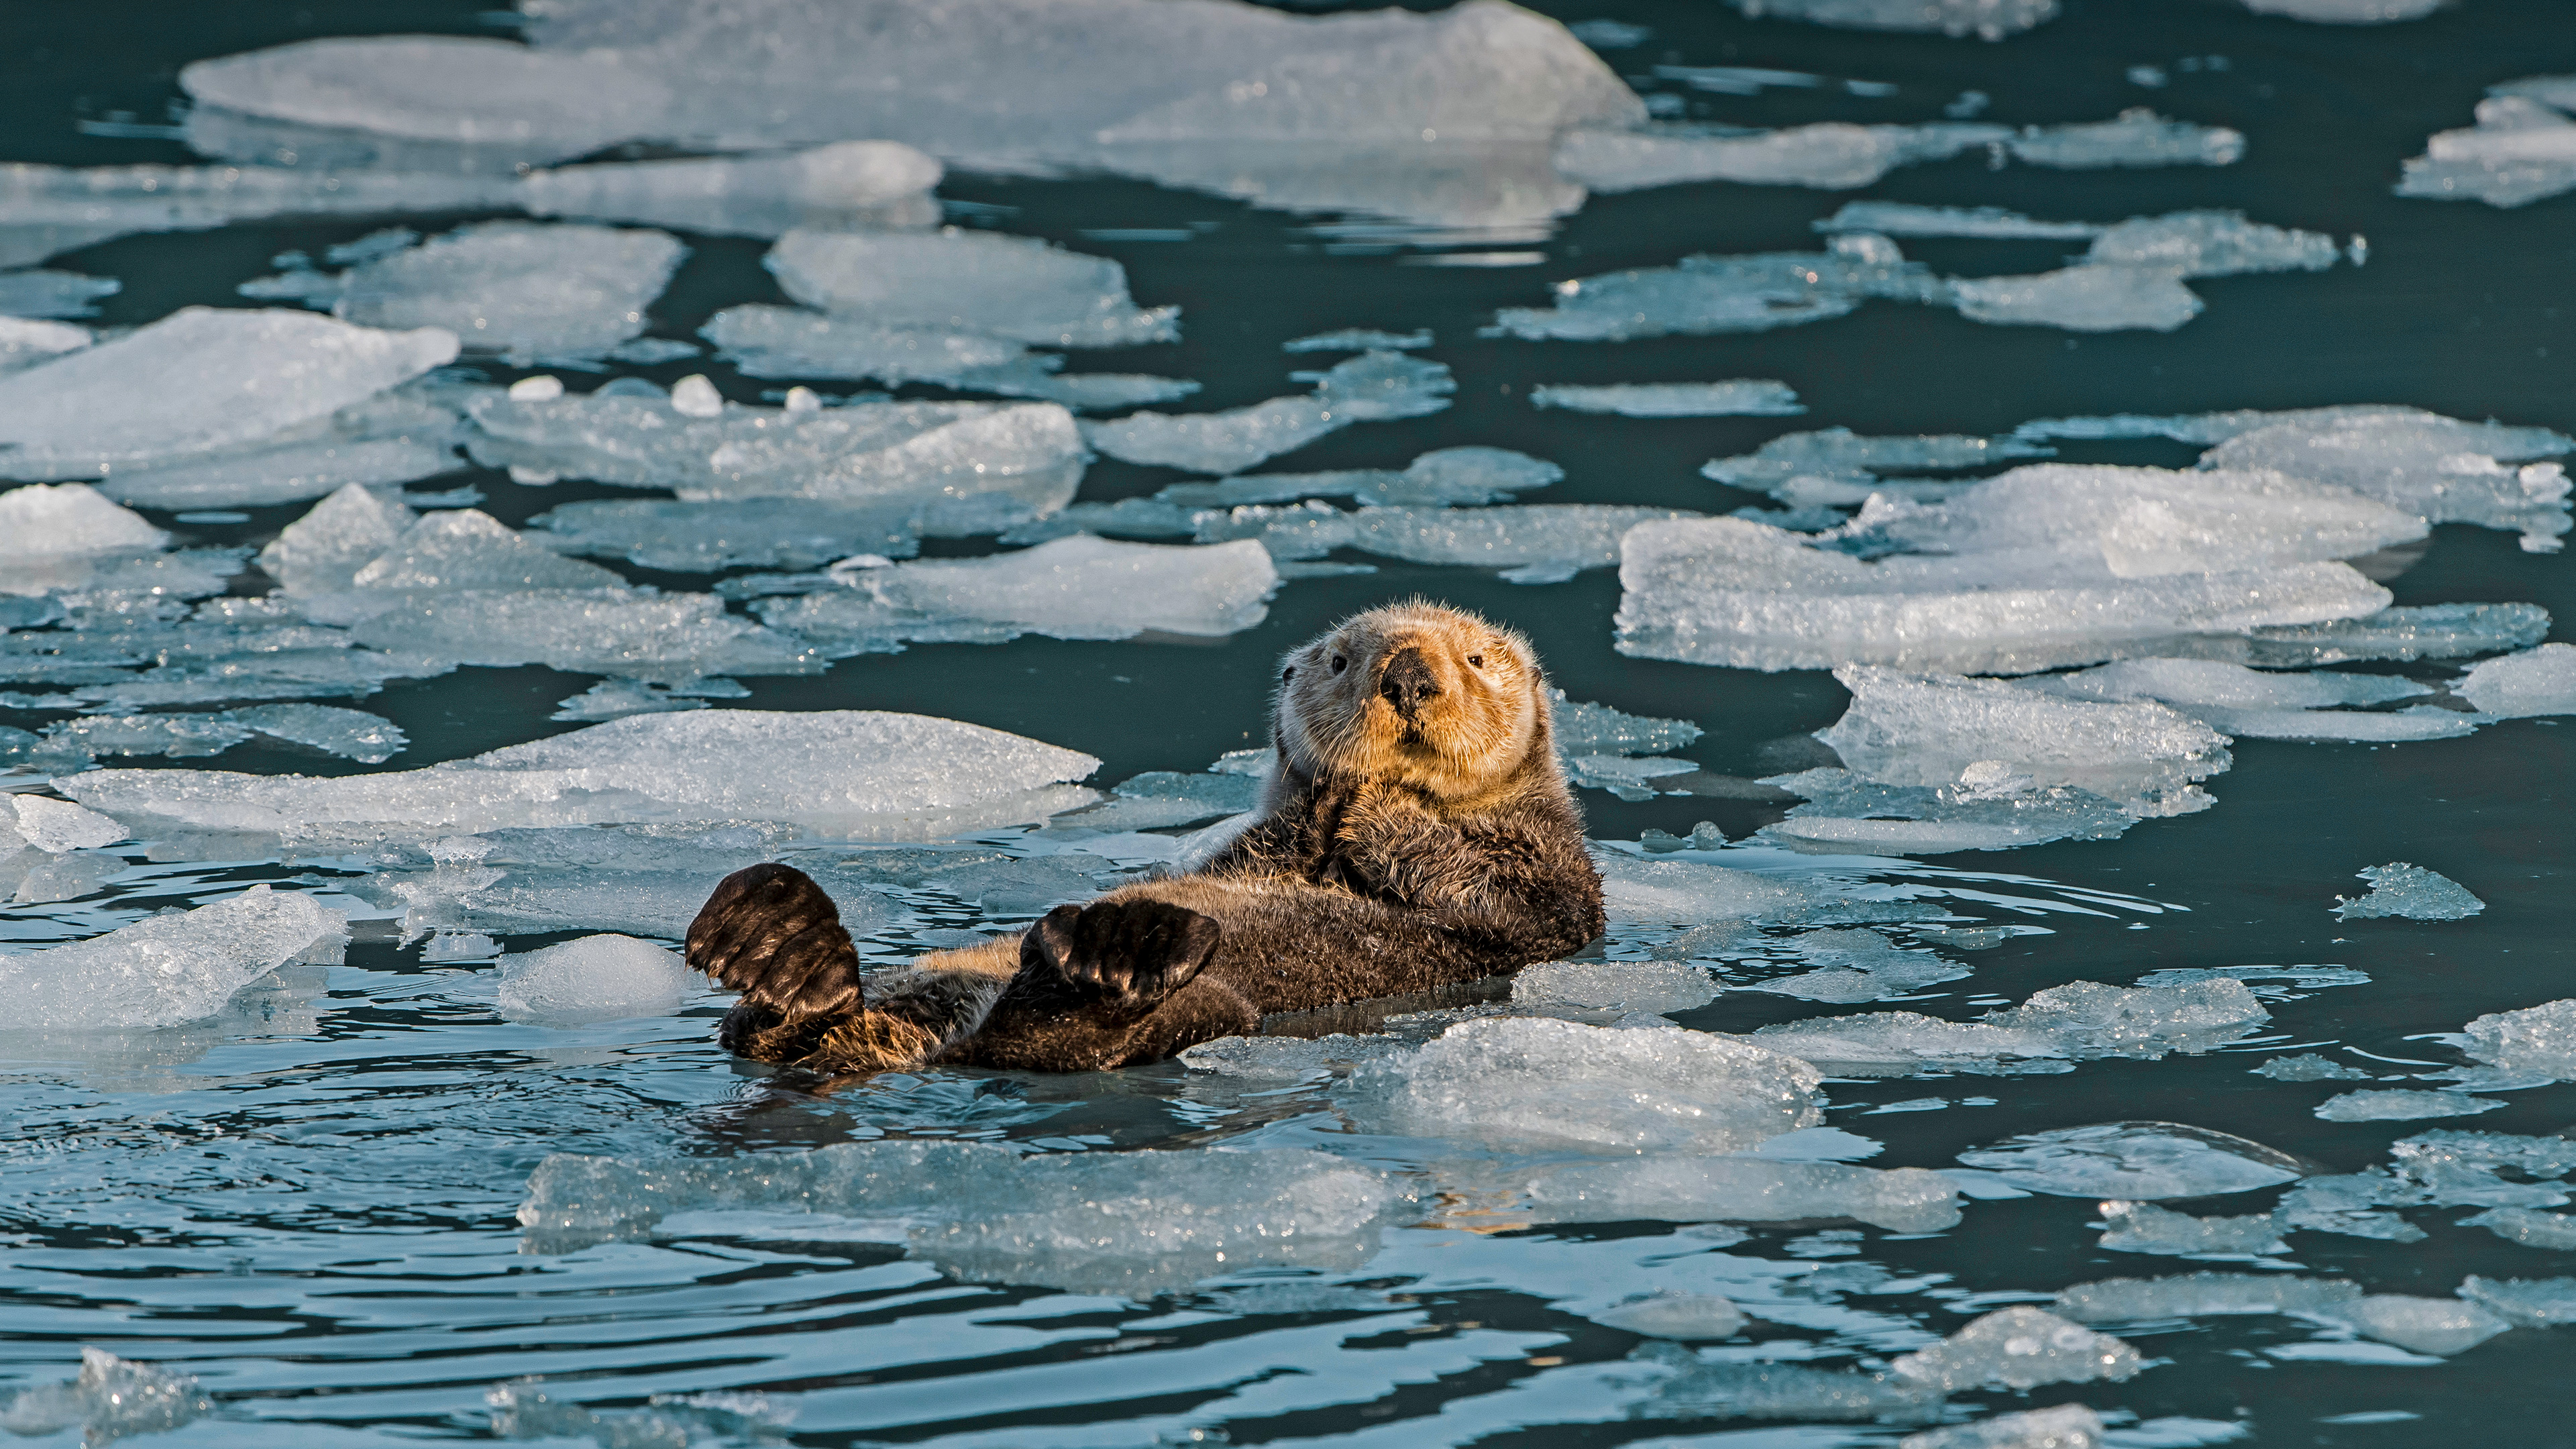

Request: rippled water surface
left=4, top=1, right=2575, bottom=1446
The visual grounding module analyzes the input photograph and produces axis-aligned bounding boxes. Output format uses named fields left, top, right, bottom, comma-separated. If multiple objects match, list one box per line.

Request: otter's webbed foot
left=1016, top=899, right=1221, bottom=1024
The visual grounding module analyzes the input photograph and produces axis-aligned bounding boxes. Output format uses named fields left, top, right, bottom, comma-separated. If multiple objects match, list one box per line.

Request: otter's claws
left=1018, top=899, right=1220, bottom=1024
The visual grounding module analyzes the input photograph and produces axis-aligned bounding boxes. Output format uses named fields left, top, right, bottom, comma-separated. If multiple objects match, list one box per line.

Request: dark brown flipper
left=686, top=863, right=862, bottom=1020
left=945, top=899, right=1232, bottom=1071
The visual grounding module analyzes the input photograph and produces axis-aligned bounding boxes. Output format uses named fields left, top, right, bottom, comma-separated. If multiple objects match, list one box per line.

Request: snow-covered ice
left=1527, top=1157, right=1962, bottom=1230
left=2333, top=863, right=2483, bottom=920
left=1888, top=1307, right=2142, bottom=1392
left=2458, top=643, right=2576, bottom=717
left=757, top=535, right=1278, bottom=651
left=1955, top=1122, right=2304, bottom=1198
left=0, top=307, right=456, bottom=480
left=57, top=709, right=1102, bottom=846
left=0, top=885, right=345, bottom=1032
left=1344, top=1017, right=1823, bottom=1154
left=492, top=934, right=694, bottom=1024
left=768, top=227, right=1177, bottom=349
left=1529, top=380, right=1803, bottom=417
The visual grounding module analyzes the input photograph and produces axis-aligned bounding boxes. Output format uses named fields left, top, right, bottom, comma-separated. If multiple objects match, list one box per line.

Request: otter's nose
left=1378, top=646, right=1441, bottom=720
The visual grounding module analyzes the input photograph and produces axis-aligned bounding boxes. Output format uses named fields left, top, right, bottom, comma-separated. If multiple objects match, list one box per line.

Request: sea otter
left=684, top=600, right=1607, bottom=1074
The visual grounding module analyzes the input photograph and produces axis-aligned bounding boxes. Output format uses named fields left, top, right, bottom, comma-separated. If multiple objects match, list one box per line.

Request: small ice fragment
left=0, top=483, right=169, bottom=559
left=0, top=1348, right=212, bottom=1442
left=2333, top=862, right=2483, bottom=920
left=2458, top=643, right=2576, bottom=717
left=1888, top=1307, right=2143, bottom=1392
left=1554, top=120, right=2008, bottom=193
left=1815, top=202, right=2100, bottom=239
left=2255, top=1053, right=2373, bottom=1081
left=0, top=316, right=91, bottom=372
left=1529, top=380, right=1804, bottom=417
left=1283, top=327, right=1432, bottom=353
left=2317, top=1295, right=2513, bottom=1356
left=1900, top=1404, right=2105, bottom=1449
left=783, top=386, right=822, bottom=413
left=761, top=535, right=1277, bottom=650
left=1528, top=1157, right=1962, bottom=1231
left=519, top=140, right=942, bottom=237
left=669, top=374, right=724, bottom=418
left=423, top=931, right=499, bottom=963
left=767, top=227, right=1177, bottom=348
left=1490, top=244, right=1949, bottom=341
left=2462, top=1206, right=2576, bottom=1251
left=2085, top=211, right=2342, bottom=276
left=2098, top=1200, right=2288, bottom=1256
left=1588, top=1293, right=1744, bottom=1340
left=493, top=934, right=692, bottom=1023
left=256, top=482, right=417, bottom=595
left=2316, top=1089, right=2506, bottom=1122
left=1513, top=960, right=1720, bottom=1016
left=225, top=702, right=407, bottom=763
left=0, top=269, right=120, bottom=319
left=2398, top=88, right=2576, bottom=208
left=324, top=221, right=686, bottom=361
left=508, top=374, right=564, bottom=401
left=1951, top=265, right=2204, bottom=333
left=1957, top=1121, right=2303, bottom=1198
left=2459, top=1000, right=2576, bottom=1080
left=11, top=794, right=124, bottom=853
left=2458, top=1275, right=2576, bottom=1326
left=2248, top=0, right=2453, bottom=20
left=2006, top=109, right=2246, bottom=168
left=2053, top=1272, right=2363, bottom=1324
left=1179, top=1033, right=1407, bottom=1079
left=1566, top=18, right=1654, bottom=47
left=1344, top=1016, right=1823, bottom=1154
left=0, top=885, right=344, bottom=1031
left=1723, top=0, right=2057, bottom=40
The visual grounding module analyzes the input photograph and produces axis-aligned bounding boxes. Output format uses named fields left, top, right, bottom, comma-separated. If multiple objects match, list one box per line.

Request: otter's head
left=1271, top=601, right=1556, bottom=806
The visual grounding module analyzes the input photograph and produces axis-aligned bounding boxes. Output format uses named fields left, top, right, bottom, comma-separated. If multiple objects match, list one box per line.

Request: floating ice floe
left=1721, top=0, right=2058, bottom=39
left=2458, top=643, right=2576, bottom=717
left=1529, top=380, right=1803, bottom=417
left=2314, top=1089, right=2505, bottom=1122
left=1203, top=502, right=1696, bottom=583
left=1554, top=121, right=2006, bottom=193
left=1816, top=201, right=2105, bottom=239
left=530, top=496, right=920, bottom=574
left=1086, top=351, right=1454, bottom=474
left=2255, top=1053, right=2373, bottom=1081
left=1283, top=327, right=1431, bottom=353
left=2198, top=406, right=2573, bottom=549
left=2315, top=1295, right=2515, bottom=1356
left=0, top=307, right=457, bottom=481
left=1707, top=425, right=2051, bottom=501
left=28, top=703, right=406, bottom=768
left=94, top=387, right=470, bottom=511
left=2459, top=1000, right=2576, bottom=1081
left=2332, top=863, right=2483, bottom=920
left=2398, top=80, right=2576, bottom=209
left=2009, top=109, right=2246, bottom=168
left=1890, top=1307, right=2142, bottom=1392
left=2462, top=1207, right=2576, bottom=1251
left=1512, top=960, right=1721, bottom=1017
left=246, top=221, right=688, bottom=362
left=1585, top=1293, right=1745, bottom=1340
left=0, top=886, right=345, bottom=1032
left=2016, top=658, right=2469, bottom=742
left=2053, top=1271, right=2364, bottom=1324
left=1900, top=1405, right=2104, bottom=1449
left=1955, top=210, right=2351, bottom=332
left=0, top=1349, right=212, bottom=1444
left=57, top=709, right=1102, bottom=847
left=375, top=826, right=897, bottom=941
left=1742, top=981, right=2270, bottom=1078
left=492, top=934, right=694, bottom=1024
left=0, top=316, right=89, bottom=372
left=1951, top=264, right=2206, bottom=332
left=1955, top=1121, right=2304, bottom=1198
left=2459, top=1275, right=2576, bottom=1327
left=2098, top=1199, right=2288, bottom=1258
left=8, top=794, right=125, bottom=853
left=755, top=535, right=1278, bottom=653
left=518, top=141, right=943, bottom=237
left=1759, top=765, right=2136, bottom=855
left=192, top=0, right=1644, bottom=234
left=768, top=227, right=1177, bottom=349
left=466, top=388, right=1087, bottom=526
left=0, top=270, right=119, bottom=319
left=1342, top=1016, right=1823, bottom=1154
left=1491, top=237, right=1949, bottom=341
left=702, top=304, right=1197, bottom=411
left=2245, top=0, right=2451, bottom=19
left=1527, top=1157, right=1962, bottom=1230
left=517, top=1139, right=1411, bottom=1295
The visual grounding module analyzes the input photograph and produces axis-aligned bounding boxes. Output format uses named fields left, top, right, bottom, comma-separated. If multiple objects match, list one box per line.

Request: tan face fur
left=1271, top=601, right=1553, bottom=807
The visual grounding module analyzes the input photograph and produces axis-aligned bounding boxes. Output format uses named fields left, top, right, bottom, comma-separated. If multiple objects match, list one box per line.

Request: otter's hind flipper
left=687, top=863, right=861, bottom=1020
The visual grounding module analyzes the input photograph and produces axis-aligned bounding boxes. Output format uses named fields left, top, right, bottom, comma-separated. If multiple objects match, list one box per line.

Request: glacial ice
left=0, top=885, right=345, bottom=1031
left=1817, top=202, right=2103, bottom=239
left=492, top=934, right=694, bottom=1024
left=2398, top=86, right=2576, bottom=209
left=2318, top=1295, right=2514, bottom=1356
left=757, top=535, right=1278, bottom=651
left=1529, top=380, right=1804, bottom=417
left=2086, top=211, right=2343, bottom=276
left=2457, top=1276, right=2576, bottom=1327
left=1205, top=502, right=1695, bottom=582
left=519, top=141, right=943, bottom=238
left=1816, top=665, right=2232, bottom=817
left=2255, top=1053, right=2373, bottom=1081
left=1955, top=1122, right=2304, bottom=1198
left=531, top=496, right=918, bottom=574
left=2200, top=407, right=2573, bottom=547
left=0, top=316, right=89, bottom=372
left=0, top=307, right=457, bottom=480
left=292, top=221, right=689, bottom=361
left=1723, top=0, right=2058, bottom=38
left=1953, top=264, right=2204, bottom=333
left=11, top=794, right=125, bottom=853
left=768, top=227, right=1177, bottom=349
left=1900, top=1405, right=2103, bottom=1449
left=2239, top=603, right=2551, bottom=666
left=1344, top=1016, right=1823, bottom=1154
left=57, top=709, right=1102, bottom=845
left=1527, top=1157, right=1963, bottom=1230
left=0, top=483, right=167, bottom=559
left=2052, top=1272, right=2364, bottom=1325
left=464, top=389, right=1086, bottom=523
left=1491, top=240, right=1951, bottom=341
left=1761, top=765, right=2136, bottom=855
left=1087, top=352, right=1455, bottom=474
left=1554, top=121, right=2006, bottom=193
left=1587, top=1293, right=1745, bottom=1340
left=0, top=1349, right=212, bottom=1443
left=2315, top=1090, right=2504, bottom=1122
left=1511, top=960, right=1721, bottom=1016
left=2006, top=109, right=2246, bottom=168
left=2098, top=1200, right=2288, bottom=1257
left=2333, top=863, right=2484, bottom=921
left=0, top=269, right=119, bottom=319
left=1740, top=982, right=2269, bottom=1077
left=2017, top=659, right=2470, bottom=742
left=1888, top=1307, right=2142, bottom=1392
left=517, top=1140, right=1410, bottom=1295
left=2458, top=643, right=2576, bottom=717
left=702, top=304, right=1195, bottom=410
left=2459, top=1000, right=2576, bottom=1080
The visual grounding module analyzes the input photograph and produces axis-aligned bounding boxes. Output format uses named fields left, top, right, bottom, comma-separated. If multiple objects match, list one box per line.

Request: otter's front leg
left=940, top=899, right=1255, bottom=1071
left=1330, top=786, right=1605, bottom=959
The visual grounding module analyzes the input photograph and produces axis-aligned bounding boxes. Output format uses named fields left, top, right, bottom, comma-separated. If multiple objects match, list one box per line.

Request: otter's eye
left=1331, top=655, right=1347, bottom=674
left=1467, top=654, right=1485, bottom=669
left=1281, top=666, right=1295, bottom=682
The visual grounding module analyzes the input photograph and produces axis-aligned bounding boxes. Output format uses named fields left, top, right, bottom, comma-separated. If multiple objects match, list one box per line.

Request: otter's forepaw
left=1019, top=899, right=1221, bottom=1024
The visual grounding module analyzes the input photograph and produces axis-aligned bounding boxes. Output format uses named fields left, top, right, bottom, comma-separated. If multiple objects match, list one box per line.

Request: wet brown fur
left=688, top=601, right=1606, bottom=1076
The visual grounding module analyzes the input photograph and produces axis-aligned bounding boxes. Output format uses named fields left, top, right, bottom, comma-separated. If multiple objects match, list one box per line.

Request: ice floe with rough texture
left=2398, top=83, right=2576, bottom=209
left=2255, top=1053, right=2373, bottom=1081
left=58, top=709, right=1101, bottom=846
left=2332, top=862, right=2483, bottom=920
left=1892, top=1307, right=2141, bottom=1392
left=2008, top=109, right=2245, bottom=168
left=530, top=496, right=920, bottom=574
left=1956, top=1121, right=2304, bottom=1198
left=2459, top=1000, right=2576, bottom=1080
left=0, top=1349, right=213, bottom=1444
left=0, top=483, right=168, bottom=560
left=1721, top=0, right=2057, bottom=38
left=1085, top=351, right=1454, bottom=474
left=8, top=794, right=125, bottom=853
left=2052, top=1272, right=2365, bottom=1324
left=2199, top=405, right=2573, bottom=549
left=1760, top=765, right=2136, bottom=855
left=1555, top=120, right=2005, bottom=193
left=1740, top=981, right=2269, bottom=1077
left=30, top=703, right=405, bottom=767
left=1528, top=1157, right=1962, bottom=1230
left=1530, top=380, right=1803, bottom=416
left=519, top=142, right=943, bottom=237
left=1203, top=502, right=1694, bottom=582
left=1344, top=1016, right=1823, bottom=1154
left=2316, top=1089, right=2505, bottom=1122
left=702, top=304, right=1195, bottom=411
left=1900, top=1405, right=2104, bottom=1449
left=2462, top=1207, right=2576, bottom=1251
left=2459, top=1276, right=2576, bottom=1326
left=516, top=1139, right=1409, bottom=1295
left=2017, top=658, right=2469, bottom=742
left=0, top=307, right=455, bottom=481
left=2098, top=1200, right=2288, bottom=1257
left=769, top=227, right=1177, bottom=349
left=0, top=886, right=345, bottom=1032
left=1511, top=959, right=1721, bottom=1018
left=755, top=535, right=1278, bottom=653
left=492, top=934, right=694, bottom=1024
left=2459, top=643, right=2576, bottom=717
left=466, top=388, right=1086, bottom=524
left=1491, top=237, right=1950, bottom=341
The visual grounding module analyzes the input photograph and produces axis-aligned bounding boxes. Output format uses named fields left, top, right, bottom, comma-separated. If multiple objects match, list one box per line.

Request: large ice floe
left=179, top=0, right=1648, bottom=236
left=56, top=709, right=1102, bottom=848
left=516, top=1140, right=1412, bottom=1295
left=0, top=885, right=345, bottom=1032
left=2398, top=78, right=2576, bottom=209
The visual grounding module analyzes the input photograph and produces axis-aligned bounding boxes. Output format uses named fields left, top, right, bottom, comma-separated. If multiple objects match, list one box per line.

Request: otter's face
left=1272, top=602, right=1547, bottom=803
